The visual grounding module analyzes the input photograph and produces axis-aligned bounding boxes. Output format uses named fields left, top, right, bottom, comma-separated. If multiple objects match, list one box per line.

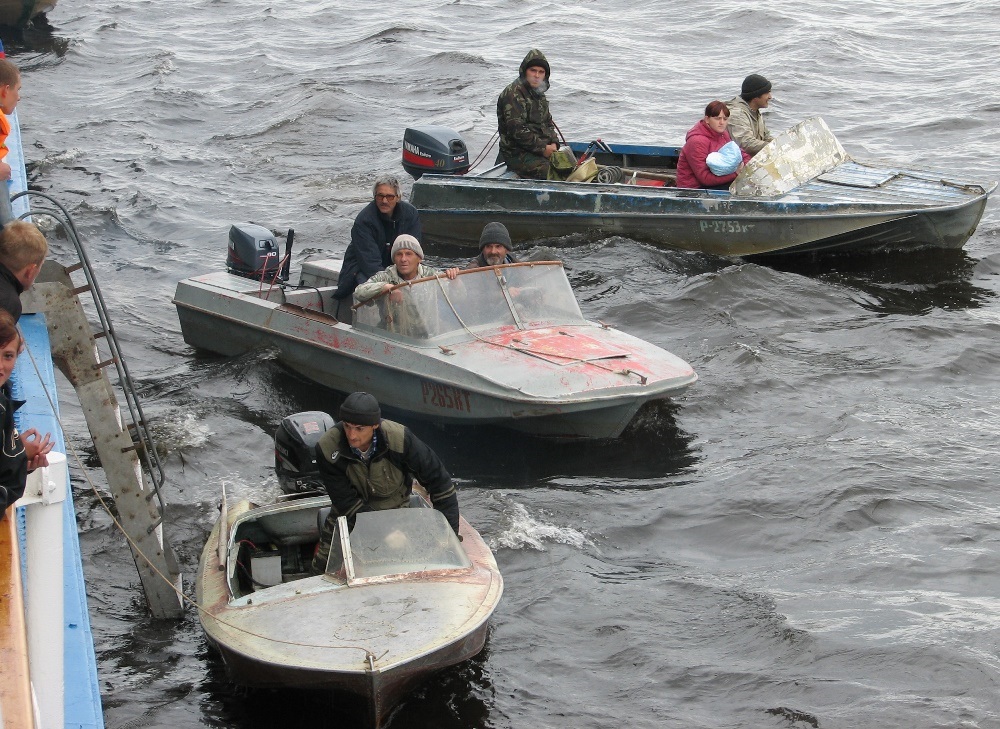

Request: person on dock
left=0, top=220, right=47, bottom=321
left=0, top=58, right=22, bottom=224
left=0, top=309, right=54, bottom=518
left=353, top=234, right=458, bottom=338
left=332, top=175, right=422, bottom=322
left=496, top=49, right=560, bottom=179
left=726, top=74, right=775, bottom=156
left=311, top=391, right=460, bottom=573
left=676, top=101, right=751, bottom=190
left=466, top=222, right=519, bottom=268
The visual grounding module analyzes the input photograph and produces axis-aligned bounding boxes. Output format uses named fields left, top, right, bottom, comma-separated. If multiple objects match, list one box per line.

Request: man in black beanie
left=312, top=392, right=460, bottom=572
left=726, top=73, right=775, bottom=156
left=466, top=221, right=519, bottom=268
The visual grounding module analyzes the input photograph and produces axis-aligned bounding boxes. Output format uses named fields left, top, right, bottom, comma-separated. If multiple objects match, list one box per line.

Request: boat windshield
left=328, top=508, right=472, bottom=582
left=353, top=262, right=586, bottom=342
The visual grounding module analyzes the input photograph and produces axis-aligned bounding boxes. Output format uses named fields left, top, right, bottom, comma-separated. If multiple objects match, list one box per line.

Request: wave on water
left=150, top=410, right=213, bottom=452
left=491, top=499, right=595, bottom=552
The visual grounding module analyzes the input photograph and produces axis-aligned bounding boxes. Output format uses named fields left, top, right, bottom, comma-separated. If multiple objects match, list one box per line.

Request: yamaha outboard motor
left=274, top=411, right=335, bottom=494
left=402, top=126, right=470, bottom=180
left=227, top=223, right=284, bottom=281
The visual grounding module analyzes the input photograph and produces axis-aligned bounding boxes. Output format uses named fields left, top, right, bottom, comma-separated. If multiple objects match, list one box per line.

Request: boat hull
left=174, top=269, right=696, bottom=439
left=196, top=497, right=502, bottom=725
left=411, top=169, right=994, bottom=256
left=410, top=120, right=994, bottom=256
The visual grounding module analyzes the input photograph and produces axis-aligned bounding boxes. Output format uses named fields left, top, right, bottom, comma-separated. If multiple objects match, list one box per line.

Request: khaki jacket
left=726, top=96, right=773, bottom=155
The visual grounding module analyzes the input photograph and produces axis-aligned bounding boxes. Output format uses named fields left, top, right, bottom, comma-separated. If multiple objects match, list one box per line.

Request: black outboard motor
left=227, top=223, right=284, bottom=281
left=402, top=126, right=470, bottom=180
left=274, top=411, right=335, bottom=494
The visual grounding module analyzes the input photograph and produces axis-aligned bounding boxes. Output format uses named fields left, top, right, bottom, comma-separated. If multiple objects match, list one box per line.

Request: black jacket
left=334, top=200, right=422, bottom=301
left=0, top=385, right=27, bottom=517
left=0, top=262, right=23, bottom=321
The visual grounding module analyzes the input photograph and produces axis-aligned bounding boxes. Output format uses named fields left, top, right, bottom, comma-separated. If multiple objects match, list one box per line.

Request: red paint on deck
left=485, top=328, right=631, bottom=366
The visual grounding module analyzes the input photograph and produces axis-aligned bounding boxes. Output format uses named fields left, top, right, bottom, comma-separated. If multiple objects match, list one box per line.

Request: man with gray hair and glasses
left=333, top=174, right=422, bottom=321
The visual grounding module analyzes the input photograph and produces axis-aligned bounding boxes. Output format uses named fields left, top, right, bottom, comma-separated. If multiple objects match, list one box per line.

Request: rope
left=466, top=131, right=500, bottom=172
left=552, top=121, right=568, bottom=146
left=19, top=334, right=378, bottom=661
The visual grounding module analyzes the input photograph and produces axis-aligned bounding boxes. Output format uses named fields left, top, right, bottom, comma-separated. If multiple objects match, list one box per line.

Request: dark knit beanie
left=339, top=392, right=381, bottom=426
left=479, top=221, right=513, bottom=252
left=740, top=74, right=772, bottom=101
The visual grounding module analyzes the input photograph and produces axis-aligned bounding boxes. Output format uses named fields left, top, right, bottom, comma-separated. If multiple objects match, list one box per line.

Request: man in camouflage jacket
left=496, top=49, right=559, bottom=179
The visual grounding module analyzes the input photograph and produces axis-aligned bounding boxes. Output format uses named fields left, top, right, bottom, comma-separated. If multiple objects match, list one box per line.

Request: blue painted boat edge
left=8, top=103, right=106, bottom=726
left=14, top=316, right=105, bottom=729
left=567, top=140, right=682, bottom=157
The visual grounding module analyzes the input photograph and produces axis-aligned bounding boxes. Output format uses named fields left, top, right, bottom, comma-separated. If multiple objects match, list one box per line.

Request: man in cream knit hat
left=353, top=234, right=459, bottom=337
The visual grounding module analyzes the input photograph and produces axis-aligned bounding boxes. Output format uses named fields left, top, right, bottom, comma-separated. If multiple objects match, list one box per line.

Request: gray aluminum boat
left=196, top=490, right=502, bottom=727
left=404, top=117, right=995, bottom=256
left=173, top=240, right=697, bottom=439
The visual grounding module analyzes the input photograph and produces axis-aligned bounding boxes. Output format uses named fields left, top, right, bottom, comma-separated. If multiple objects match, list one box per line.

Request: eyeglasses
left=375, top=193, right=398, bottom=201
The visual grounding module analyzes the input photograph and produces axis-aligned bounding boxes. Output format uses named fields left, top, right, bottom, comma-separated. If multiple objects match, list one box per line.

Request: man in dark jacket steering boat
left=496, top=49, right=560, bottom=179
left=312, top=392, right=460, bottom=573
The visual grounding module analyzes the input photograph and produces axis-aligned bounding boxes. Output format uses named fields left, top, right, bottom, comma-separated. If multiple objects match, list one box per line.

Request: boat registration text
left=422, top=382, right=472, bottom=412
left=699, top=220, right=756, bottom=234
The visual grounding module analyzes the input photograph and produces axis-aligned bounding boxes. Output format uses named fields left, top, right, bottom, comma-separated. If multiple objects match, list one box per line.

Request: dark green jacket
left=315, top=419, right=459, bottom=531
left=496, top=49, right=558, bottom=164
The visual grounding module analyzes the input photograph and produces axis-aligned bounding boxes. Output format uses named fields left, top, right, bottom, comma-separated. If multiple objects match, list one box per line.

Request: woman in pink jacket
left=675, top=100, right=751, bottom=189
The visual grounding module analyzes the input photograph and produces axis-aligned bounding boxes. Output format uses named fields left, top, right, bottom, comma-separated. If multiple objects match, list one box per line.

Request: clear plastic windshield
left=353, top=262, right=586, bottom=342
left=344, top=508, right=471, bottom=580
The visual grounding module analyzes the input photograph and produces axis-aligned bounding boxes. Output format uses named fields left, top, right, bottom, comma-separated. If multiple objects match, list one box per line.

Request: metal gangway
left=18, top=191, right=184, bottom=620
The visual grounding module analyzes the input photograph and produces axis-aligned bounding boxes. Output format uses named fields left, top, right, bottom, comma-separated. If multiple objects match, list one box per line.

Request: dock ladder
left=17, top=191, right=184, bottom=619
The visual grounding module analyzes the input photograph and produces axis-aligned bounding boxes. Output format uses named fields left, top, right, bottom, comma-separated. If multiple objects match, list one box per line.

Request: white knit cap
left=390, top=234, right=423, bottom=260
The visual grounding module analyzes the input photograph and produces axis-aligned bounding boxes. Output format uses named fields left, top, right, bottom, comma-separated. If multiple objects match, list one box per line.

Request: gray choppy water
left=6, top=1, right=1000, bottom=727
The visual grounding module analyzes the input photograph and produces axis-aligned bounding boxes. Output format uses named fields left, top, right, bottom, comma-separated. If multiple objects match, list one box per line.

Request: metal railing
left=9, top=190, right=168, bottom=525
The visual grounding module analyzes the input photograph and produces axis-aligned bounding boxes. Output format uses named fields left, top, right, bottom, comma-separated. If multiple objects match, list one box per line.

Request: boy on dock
left=0, top=58, right=21, bottom=185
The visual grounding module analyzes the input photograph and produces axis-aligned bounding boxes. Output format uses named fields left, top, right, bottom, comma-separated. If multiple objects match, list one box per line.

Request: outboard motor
left=274, top=411, right=335, bottom=494
left=227, top=223, right=284, bottom=281
left=402, top=126, right=470, bottom=180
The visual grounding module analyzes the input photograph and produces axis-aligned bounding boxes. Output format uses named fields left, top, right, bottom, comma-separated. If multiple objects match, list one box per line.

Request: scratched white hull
left=173, top=271, right=696, bottom=439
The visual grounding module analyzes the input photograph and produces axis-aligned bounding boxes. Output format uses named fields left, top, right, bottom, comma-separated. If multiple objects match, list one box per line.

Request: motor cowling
left=227, top=223, right=284, bottom=281
left=402, top=126, right=470, bottom=180
left=274, top=411, right=335, bottom=494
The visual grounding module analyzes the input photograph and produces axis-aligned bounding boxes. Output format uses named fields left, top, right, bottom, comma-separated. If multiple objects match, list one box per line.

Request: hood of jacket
left=519, top=48, right=551, bottom=93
